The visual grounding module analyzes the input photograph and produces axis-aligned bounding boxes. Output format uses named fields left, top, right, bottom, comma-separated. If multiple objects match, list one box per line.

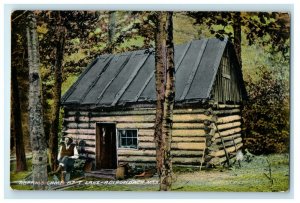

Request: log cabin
left=61, top=38, right=247, bottom=172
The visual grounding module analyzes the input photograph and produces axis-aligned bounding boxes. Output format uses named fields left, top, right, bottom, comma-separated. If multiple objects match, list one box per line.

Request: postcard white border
left=1, top=1, right=298, bottom=201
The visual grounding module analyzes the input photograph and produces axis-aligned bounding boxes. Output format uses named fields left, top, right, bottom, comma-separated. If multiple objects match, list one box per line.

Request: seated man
left=50, top=136, right=79, bottom=176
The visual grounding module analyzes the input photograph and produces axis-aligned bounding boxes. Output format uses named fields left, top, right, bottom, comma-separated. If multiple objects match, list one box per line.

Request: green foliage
left=187, top=12, right=290, bottom=55
left=242, top=66, right=289, bottom=154
left=61, top=74, right=79, bottom=96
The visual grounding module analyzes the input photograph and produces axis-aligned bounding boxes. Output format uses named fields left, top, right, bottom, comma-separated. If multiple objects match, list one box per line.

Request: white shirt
left=57, top=143, right=79, bottom=161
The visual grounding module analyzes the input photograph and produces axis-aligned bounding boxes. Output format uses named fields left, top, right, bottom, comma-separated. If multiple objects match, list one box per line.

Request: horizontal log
left=215, top=137, right=242, bottom=148
left=135, top=136, right=206, bottom=142
left=210, top=143, right=243, bottom=157
left=173, top=114, right=211, bottom=122
left=91, top=115, right=155, bottom=123
left=214, top=133, right=241, bottom=142
left=217, top=121, right=241, bottom=131
left=66, top=123, right=96, bottom=129
left=171, top=150, right=204, bottom=157
left=118, top=149, right=204, bottom=157
left=67, top=111, right=89, bottom=116
left=92, top=109, right=155, bottom=116
left=64, top=116, right=89, bottom=122
left=138, top=129, right=154, bottom=136
left=215, top=104, right=240, bottom=109
left=63, top=134, right=96, bottom=141
left=172, top=136, right=206, bottom=142
left=214, top=109, right=240, bottom=115
left=118, top=156, right=202, bottom=165
left=172, top=129, right=206, bottom=137
left=136, top=142, right=157, bottom=149
left=172, top=142, right=206, bottom=150
left=117, top=123, right=154, bottom=129
left=138, top=129, right=206, bottom=137
left=172, top=157, right=201, bottom=164
left=64, top=129, right=96, bottom=135
left=118, top=149, right=156, bottom=156
left=118, top=156, right=156, bottom=163
left=174, top=108, right=206, bottom=114
left=138, top=142, right=205, bottom=150
left=172, top=123, right=205, bottom=129
left=138, top=136, right=154, bottom=142
left=218, top=127, right=241, bottom=137
left=217, top=115, right=241, bottom=124
left=67, top=110, right=155, bottom=117
left=117, top=123, right=204, bottom=130
left=66, top=108, right=207, bottom=117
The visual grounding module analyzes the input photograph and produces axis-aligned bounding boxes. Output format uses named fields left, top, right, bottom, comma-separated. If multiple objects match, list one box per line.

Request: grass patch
left=10, top=153, right=289, bottom=192
left=62, top=74, right=79, bottom=95
left=10, top=159, right=33, bottom=190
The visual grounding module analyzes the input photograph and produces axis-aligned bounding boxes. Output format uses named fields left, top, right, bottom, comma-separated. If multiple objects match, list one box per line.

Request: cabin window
left=118, top=129, right=138, bottom=149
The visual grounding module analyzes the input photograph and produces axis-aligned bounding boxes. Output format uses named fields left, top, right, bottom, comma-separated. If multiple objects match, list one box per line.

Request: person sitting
left=49, top=136, right=79, bottom=177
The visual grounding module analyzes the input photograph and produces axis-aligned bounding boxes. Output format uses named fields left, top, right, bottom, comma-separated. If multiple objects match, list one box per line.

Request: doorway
left=95, top=122, right=117, bottom=169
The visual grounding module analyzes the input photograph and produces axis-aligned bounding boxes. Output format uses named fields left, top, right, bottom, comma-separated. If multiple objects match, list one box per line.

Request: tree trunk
left=49, top=25, right=66, bottom=171
left=27, top=11, right=48, bottom=190
left=233, top=12, right=242, bottom=68
left=108, top=11, right=116, bottom=53
left=11, top=66, right=27, bottom=172
left=154, top=11, right=175, bottom=191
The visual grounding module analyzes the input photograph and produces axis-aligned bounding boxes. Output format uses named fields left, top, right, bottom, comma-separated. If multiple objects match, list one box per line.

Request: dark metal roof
left=62, top=38, right=238, bottom=108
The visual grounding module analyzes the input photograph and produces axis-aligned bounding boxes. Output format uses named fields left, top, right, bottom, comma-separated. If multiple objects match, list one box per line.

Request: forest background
left=10, top=10, right=290, bottom=159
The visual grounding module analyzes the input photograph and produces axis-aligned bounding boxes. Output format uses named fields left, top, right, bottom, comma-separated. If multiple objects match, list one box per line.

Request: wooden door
left=96, top=123, right=117, bottom=169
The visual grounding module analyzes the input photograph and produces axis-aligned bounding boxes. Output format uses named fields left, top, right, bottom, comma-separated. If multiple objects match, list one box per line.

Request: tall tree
left=11, top=66, right=27, bottom=172
left=11, top=11, right=28, bottom=172
left=48, top=20, right=66, bottom=171
left=35, top=11, right=100, bottom=171
left=233, top=12, right=242, bottom=66
left=107, top=11, right=116, bottom=53
left=154, top=11, right=175, bottom=191
left=27, top=11, right=48, bottom=189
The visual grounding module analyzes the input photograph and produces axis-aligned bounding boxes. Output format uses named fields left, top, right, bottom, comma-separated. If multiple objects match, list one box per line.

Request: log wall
left=62, top=104, right=243, bottom=168
left=62, top=107, right=210, bottom=166
left=208, top=104, right=243, bottom=166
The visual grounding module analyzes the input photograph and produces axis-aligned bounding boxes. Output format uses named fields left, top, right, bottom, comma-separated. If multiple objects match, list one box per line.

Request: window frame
left=117, top=128, right=139, bottom=150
